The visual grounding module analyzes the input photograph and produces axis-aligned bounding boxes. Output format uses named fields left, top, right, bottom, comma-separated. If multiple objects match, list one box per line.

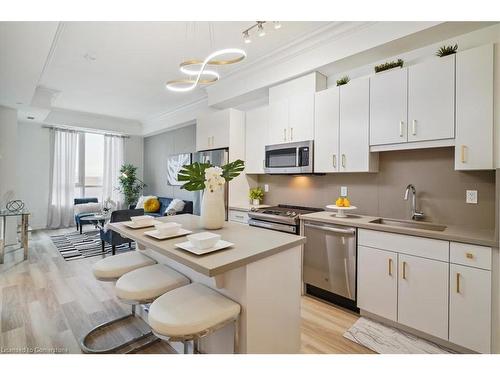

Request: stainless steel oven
left=264, top=140, right=313, bottom=174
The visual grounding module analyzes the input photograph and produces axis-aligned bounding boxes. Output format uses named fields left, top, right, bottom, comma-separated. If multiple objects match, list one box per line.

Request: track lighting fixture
left=242, top=21, right=282, bottom=43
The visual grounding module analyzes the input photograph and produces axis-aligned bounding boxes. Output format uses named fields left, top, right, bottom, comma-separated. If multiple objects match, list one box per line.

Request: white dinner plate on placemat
left=144, top=228, right=192, bottom=240
left=175, top=240, right=234, bottom=255
left=123, top=220, right=160, bottom=229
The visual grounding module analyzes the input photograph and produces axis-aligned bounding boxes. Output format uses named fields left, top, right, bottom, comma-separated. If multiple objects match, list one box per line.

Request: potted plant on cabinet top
left=436, top=43, right=458, bottom=57
left=178, top=160, right=244, bottom=229
left=249, top=187, right=264, bottom=206
left=336, top=75, right=350, bottom=86
left=374, top=58, right=404, bottom=73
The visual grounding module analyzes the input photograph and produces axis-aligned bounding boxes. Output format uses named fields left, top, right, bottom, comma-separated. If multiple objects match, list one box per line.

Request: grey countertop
left=300, top=211, right=497, bottom=248
left=108, top=214, right=306, bottom=277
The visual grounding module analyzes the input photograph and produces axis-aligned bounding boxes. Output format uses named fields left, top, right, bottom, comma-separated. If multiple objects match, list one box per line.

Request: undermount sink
left=369, top=218, right=447, bottom=232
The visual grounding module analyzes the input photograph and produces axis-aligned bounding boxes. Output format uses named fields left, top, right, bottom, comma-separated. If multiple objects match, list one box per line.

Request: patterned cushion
left=144, top=197, right=160, bottom=213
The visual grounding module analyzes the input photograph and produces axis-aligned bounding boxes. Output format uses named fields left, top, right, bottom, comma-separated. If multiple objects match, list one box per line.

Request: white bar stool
left=148, top=283, right=241, bottom=354
left=81, top=252, right=190, bottom=353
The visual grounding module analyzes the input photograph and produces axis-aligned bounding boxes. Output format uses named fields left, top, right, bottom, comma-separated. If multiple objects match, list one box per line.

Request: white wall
left=0, top=106, right=19, bottom=243
left=124, top=135, right=144, bottom=180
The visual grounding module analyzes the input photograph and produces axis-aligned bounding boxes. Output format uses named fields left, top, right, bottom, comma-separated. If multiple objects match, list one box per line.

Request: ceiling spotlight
left=273, top=21, right=282, bottom=30
left=243, top=31, right=251, bottom=44
left=258, top=23, right=266, bottom=37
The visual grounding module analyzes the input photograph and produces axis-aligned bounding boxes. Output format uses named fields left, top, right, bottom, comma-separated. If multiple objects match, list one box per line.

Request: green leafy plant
left=436, top=43, right=458, bottom=57
left=374, top=59, right=404, bottom=73
left=117, top=164, right=146, bottom=206
left=249, top=187, right=264, bottom=201
left=336, top=75, right=350, bottom=86
left=177, top=160, right=245, bottom=192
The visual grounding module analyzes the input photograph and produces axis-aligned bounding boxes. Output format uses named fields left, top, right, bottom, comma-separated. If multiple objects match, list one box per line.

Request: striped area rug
left=50, top=230, right=135, bottom=261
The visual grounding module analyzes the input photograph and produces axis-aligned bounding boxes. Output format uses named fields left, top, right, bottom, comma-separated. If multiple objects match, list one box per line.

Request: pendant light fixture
left=166, top=23, right=246, bottom=92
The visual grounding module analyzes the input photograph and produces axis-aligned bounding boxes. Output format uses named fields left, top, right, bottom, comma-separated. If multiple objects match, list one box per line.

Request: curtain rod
left=42, top=125, right=131, bottom=139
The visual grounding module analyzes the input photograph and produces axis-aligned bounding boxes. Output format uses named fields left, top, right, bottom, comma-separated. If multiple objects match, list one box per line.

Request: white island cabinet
left=108, top=214, right=305, bottom=354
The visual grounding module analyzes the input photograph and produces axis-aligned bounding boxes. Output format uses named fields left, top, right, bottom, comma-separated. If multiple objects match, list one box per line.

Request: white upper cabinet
left=397, top=253, right=449, bottom=340
left=314, top=87, right=339, bottom=173
left=196, top=110, right=231, bottom=151
left=268, top=72, right=327, bottom=145
left=369, top=67, right=408, bottom=145
left=455, top=44, right=494, bottom=170
left=339, top=78, right=378, bottom=172
left=268, top=99, right=289, bottom=144
left=245, top=106, right=269, bottom=174
left=407, top=55, right=455, bottom=142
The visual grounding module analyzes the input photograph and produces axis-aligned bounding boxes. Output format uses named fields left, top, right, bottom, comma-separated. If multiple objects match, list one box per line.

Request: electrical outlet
left=466, top=190, right=478, bottom=204
left=264, top=184, right=269, bottom=193
left=340, top=186, right=348, bottom=197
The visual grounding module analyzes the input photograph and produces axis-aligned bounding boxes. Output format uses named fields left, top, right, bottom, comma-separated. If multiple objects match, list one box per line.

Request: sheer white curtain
left=47, top=129, right=78, bottom=228
left=102, top=135, right=124, bottom=208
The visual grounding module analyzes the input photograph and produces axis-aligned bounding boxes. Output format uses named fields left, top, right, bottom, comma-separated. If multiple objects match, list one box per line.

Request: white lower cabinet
left=228, top=209, right=249, bottom=224
left=358, top=246, right=397, bottom=321
left=449, top=263, right=491, bottom=353
left=397, top=254, right=449, bottom=340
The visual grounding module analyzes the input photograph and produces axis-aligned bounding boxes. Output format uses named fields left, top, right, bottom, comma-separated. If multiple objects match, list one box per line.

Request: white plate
left=144, top=228, right=192, bottom=240
left=175, top=240, right=234, bottom=255
left=123, top=220, right=160, bottom=229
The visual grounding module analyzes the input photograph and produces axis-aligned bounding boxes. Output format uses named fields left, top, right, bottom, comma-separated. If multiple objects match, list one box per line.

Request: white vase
left=200, top=188, right=225, bottom=230
left=252, top=199, right=260, bottom=206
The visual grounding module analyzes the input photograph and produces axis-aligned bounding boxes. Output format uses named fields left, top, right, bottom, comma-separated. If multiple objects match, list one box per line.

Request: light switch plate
left=466, top=190, right=478, bottom=204
left=264, top=184, right=269, bottom=193
left=340, top=186, right=348, bottom=197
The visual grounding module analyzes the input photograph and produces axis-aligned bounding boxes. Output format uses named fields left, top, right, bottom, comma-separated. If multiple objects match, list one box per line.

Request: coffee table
left=79, top=214, right=109, bottom=234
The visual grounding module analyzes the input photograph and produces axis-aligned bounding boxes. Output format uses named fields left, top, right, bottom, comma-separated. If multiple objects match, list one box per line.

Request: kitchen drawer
left=228, top=209, right=249, bottom=224
left=358, top=229, right=449, bottom=262
left=450, top=242, right=491, bottom=270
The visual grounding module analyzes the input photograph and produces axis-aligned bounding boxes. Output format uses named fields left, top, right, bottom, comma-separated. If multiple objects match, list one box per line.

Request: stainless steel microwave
left=264, top=140, right=313, bottom=174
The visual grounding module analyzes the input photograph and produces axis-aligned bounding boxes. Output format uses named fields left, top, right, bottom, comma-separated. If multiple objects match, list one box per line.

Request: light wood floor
left=0, top=228, right=372, bottom=354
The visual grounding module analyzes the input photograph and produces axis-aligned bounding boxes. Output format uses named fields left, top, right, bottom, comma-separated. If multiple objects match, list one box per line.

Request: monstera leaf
left=178, top=162, right=211, bottom=191
left=222, top=159, right=245, bottom=182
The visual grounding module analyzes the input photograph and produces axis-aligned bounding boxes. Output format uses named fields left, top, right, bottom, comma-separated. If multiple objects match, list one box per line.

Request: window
left=75, top=133, right=104, bottom=199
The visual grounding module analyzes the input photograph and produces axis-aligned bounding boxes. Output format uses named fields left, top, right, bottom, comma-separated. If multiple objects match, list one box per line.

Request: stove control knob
left=291, top=211, right=297, bottom=216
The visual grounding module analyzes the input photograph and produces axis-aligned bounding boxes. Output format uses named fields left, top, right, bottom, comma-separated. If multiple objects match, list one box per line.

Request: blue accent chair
left=100, top=208, right=144, bottom=255
left=129, top=197, right=193, bottom=217
left=74, top=198, right=99, bottom=233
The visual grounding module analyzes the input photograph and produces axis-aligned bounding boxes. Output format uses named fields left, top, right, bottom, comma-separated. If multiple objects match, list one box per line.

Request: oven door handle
left=304, top=223, right=356, bottom=235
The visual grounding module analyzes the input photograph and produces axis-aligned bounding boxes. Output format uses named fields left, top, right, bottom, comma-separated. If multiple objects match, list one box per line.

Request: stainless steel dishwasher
left=303, top=220, right=357, bottom=311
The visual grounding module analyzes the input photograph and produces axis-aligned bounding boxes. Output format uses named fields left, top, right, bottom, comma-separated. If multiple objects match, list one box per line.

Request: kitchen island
left=108, top=214, right=306, bottom=354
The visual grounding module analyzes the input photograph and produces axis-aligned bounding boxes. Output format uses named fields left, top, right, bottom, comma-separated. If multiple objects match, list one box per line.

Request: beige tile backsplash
left=258, top=148, right=496, bottom=230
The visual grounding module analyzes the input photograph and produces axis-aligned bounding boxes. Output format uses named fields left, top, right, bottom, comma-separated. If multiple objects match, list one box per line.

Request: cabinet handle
left=412, top=120, right=417, bottom=136
left=460, top=145, right=467, bottom=163
left=456, top=272, right=461, bottom=293
left=208, top=137, right=211, bottom=147
left=284, top=128, right=287, bottom=142
left=465, top=252, right=474, bottom=259
left=290, top=127, right=294, bottom=141
left=341, top=154, right=346, bottom=168
left=211, top=136, right=215, bottom=147
left=388, top=258, right=393, bottom=276
left=402, top=261, right=407, bottom=279
left=399, top=121, right=404, bottom=137
left=332, top=155, right=337, bottom=168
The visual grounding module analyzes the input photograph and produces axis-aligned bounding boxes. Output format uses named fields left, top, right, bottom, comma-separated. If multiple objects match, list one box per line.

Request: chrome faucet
left=404, top=184, right=424, bottom=220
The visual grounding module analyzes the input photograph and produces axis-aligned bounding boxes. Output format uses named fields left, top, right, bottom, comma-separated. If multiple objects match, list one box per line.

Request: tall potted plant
left=117, top=164, right=146, bottom=207
left=178, top=160, right=244, bottom=229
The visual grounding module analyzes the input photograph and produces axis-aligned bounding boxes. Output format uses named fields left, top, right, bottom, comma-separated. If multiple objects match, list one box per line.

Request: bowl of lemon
left=326, top=197, right=357, bottom=218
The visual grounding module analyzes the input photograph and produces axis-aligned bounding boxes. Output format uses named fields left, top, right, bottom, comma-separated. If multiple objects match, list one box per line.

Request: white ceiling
left=33, top=21, right=330, bottom=121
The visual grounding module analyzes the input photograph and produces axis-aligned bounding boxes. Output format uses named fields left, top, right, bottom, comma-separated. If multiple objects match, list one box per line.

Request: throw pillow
left=74, top=202, right=102, bottom=215
left=136, top=195, right=156, bottom=209
left=165, top=198, right=185, bottom=214
left=144, top=197, right=160, bottom=213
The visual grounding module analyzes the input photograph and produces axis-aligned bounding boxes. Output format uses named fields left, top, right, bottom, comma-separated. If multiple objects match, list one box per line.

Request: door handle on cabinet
left=211, top=136, right=215, bottom=147
left=332, top=155, right=337, bottom=168
left=412, top=120, right=417, bottom=136
left=465, top=252, right=474, bottom=259
left=460, top=145, right=467, bottom=163
left=399, top=121, right=404, bottom=137
left=284, top=128, right=287, bottom=142
left=402, top=261, right=407, bottom=279
left=290, top=127, right=293, bottom=141
left=456, top=272, right=461, bottom=293
left=341, top=154, right=346, bottom=168
left=388, top=258, right=393, bottom=276
left=208, top=137, right=210, bottom=147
